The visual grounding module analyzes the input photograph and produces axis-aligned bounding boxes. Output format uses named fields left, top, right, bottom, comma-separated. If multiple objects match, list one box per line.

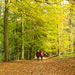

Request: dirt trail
left=0, top=57, right=75, bottom=75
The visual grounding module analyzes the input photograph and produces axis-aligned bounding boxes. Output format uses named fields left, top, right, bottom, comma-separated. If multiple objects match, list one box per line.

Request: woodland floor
left=0, top=57, right=75, bottom=75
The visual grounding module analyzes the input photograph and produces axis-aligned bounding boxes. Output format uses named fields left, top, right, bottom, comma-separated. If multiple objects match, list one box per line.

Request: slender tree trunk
left=29, top=48, right=32, bottom=60
left=20, top=0, right=25, bottom=60
left=69, top=19, right=73, bottom=52
left=69, top=0, right=73, bottom=52
left=57, top=25, right=61, bottom=56
left=15, top=23, right=19, bottom=60
left=4, top=0, right=9, bottom=61
left=27, top=49, right=29, bottom=60
left=21, top=16, right=24, bottom=60
left=57, top=1, right=64, bottom=56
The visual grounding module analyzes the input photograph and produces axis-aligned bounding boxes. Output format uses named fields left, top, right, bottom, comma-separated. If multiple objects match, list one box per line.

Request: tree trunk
left=57, top=25, right=61, bottom=56
left=29, top=48, right=32, bottom=60
left=4, top=0, right=9, bottom=61
left=21, top=16, right=24, bottom=60
left=69, top=19, right=73, bottom=52
left=15, top=23, right=19, bottom=60
left=69, top=0, right=73, bottom=52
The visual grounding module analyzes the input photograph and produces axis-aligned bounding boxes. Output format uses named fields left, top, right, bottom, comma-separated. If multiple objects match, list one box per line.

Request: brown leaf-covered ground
left=0, top=57, right=75, bottom=75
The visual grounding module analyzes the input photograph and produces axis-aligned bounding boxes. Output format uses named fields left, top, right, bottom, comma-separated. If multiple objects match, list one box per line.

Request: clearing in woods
left=0, top=57, right=75, bottom=75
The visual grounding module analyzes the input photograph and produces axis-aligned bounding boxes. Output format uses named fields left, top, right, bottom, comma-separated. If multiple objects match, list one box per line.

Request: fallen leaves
left=0, top=57, right=75, bottom=75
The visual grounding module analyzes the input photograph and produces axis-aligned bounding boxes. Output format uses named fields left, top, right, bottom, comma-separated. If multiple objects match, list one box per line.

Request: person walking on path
left=36, top=50, right=40, bottom=61
left=40, top=50, right=44, bottom=60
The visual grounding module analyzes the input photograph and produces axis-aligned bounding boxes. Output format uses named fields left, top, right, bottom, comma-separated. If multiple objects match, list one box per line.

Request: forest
left=0, top=0, right=75, bottom=61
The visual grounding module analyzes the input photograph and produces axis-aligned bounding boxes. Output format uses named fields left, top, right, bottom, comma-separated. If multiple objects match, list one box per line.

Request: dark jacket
left=36, top=51, right=40, bottom=57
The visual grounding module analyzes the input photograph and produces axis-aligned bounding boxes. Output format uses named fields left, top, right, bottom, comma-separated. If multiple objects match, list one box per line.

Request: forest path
left=0, top=57, right=75, bottom=75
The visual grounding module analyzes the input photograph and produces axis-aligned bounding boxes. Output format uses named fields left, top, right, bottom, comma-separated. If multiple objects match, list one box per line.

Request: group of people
left=36, top=50, right=44, bottom=61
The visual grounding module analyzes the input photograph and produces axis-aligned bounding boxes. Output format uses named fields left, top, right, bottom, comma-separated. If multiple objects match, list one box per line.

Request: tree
left=21, top=14, right=25, bottom=60
left=4, top=0, right=9, bottom=61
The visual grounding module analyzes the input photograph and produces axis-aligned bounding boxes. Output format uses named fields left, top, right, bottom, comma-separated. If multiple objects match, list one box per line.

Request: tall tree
left=69, top=0, right=74, bottom=52
left=21, top=0, right=25, bottom=60
left=4, top=0, right=9, bottom=61
left=21, top=15, right=25, bottom=60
